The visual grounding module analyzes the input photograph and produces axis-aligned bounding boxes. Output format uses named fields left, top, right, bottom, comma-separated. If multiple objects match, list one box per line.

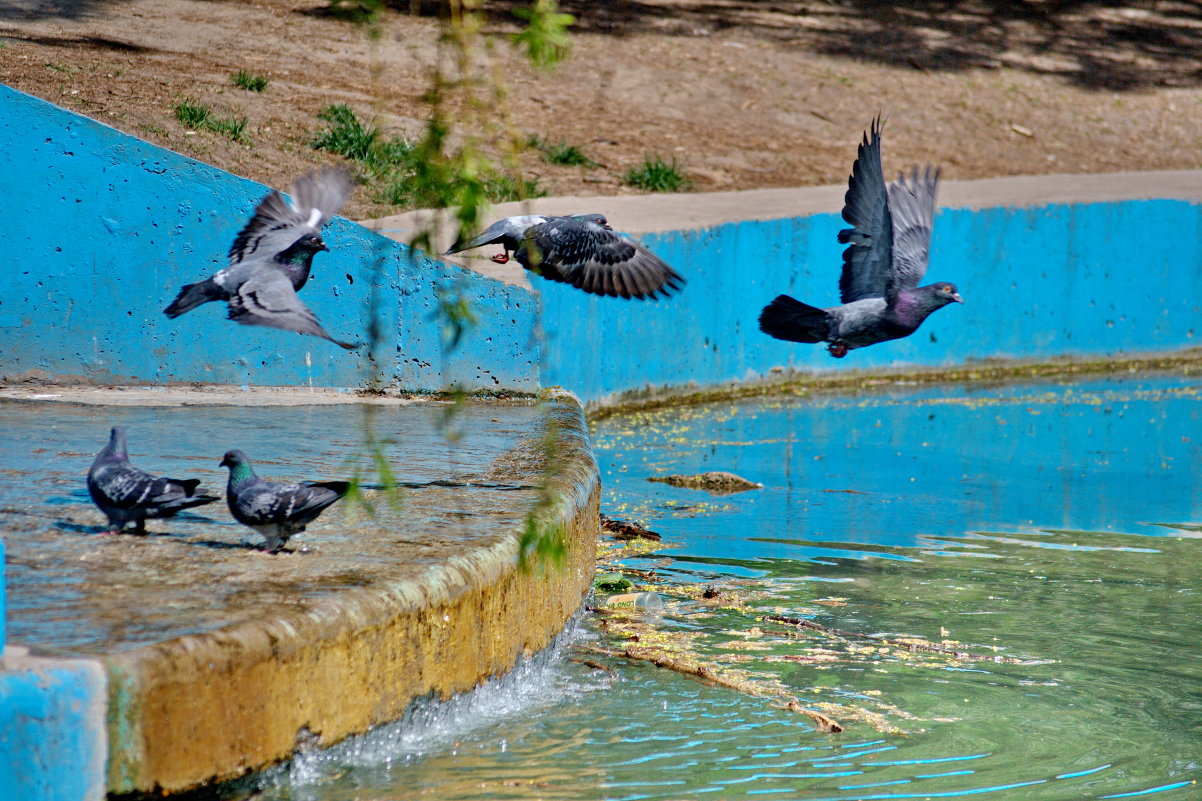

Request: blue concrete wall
left=0, top=656, right=107, bottom=801
left=539, top=200, right=1202, bottom=403
left=0, top=85, right=538, bottom=393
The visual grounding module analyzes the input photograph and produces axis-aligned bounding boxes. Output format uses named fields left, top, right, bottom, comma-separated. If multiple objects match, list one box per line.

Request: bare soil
left=4, top=0, right=1202, bottom=220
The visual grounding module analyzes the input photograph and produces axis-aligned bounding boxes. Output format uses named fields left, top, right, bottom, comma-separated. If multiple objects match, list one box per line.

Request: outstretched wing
left=228, top=166, right=354, bottom=265
left=837, top=116, right=893, bottom=303
left=522, top=218, right=685, bottom=300
left=228, top=267, right=357, bottom=349
left=885, top=165, right=940, bottom=295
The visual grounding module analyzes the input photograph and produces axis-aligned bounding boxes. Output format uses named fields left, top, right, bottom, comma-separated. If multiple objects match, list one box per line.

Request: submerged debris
left=647, top=471, right=763, bottom=494
left=600, top=513, right=663, bottom=541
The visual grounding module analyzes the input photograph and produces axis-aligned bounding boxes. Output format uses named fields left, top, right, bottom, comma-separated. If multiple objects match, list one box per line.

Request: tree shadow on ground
left=0, top=0, right=133, bottom=22
left=459, top=0, right=1202, bottom=90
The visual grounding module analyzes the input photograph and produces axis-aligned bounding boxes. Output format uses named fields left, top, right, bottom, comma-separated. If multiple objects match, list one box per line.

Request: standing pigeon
left=163, top=166, right=358, bottom=349
left=219, top=449, right=349, bottom=553
left=758, top=117, right=962, bottom=358
left=444, top=213, right=685, bottom=300
left=87, top=426, right=218, bottom=534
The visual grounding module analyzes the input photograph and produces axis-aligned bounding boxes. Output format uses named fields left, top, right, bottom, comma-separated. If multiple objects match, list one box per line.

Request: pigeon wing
left=885, top=165, right=940, bottom=295
left=228, top=167, right=353, bottom=265
left=228, top=267, right=357, bottom=349
left=235, top=480, right=343, bottom=526
left=522, top=218, right=685, bottom=300
left=837, top=116, right=894, bottom=304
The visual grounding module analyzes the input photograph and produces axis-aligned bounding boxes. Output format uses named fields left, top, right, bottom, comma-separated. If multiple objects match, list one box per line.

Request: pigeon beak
left=317, top=240, right=329, bottom=252
left=952, top=293, right=964, bottom=304
left=219, top=455, right=232, bottom=468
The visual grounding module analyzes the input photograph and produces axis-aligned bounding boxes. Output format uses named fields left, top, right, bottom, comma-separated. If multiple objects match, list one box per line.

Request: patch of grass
left=45, top=62, right=71, bottom=73
left=312, top=104, right=381, bottom=163
left=174, top=99, right=212, bottom=129
left=484, top=173, right=547, bottom=202
left=231, top=70, right=269, bottom=92
left=209, top=115, right=250, bottom=143
left=625, top=155, right=690, bottom=193
left=540, top=140, right=597, bottom=167
left=312, top=105, right=542, bottom=209
left=173, top=100, right=251, bottom=144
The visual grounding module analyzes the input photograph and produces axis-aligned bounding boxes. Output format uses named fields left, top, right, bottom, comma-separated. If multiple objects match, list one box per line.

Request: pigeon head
left=219, top=449, right=250, bottom=469
left=278, top=233, right=329, bottom=264
left=931, top=283, right=964, bottom=305
left=575, top=213, right=612, bottom=230
left=107, top=426, right=128, bottom=457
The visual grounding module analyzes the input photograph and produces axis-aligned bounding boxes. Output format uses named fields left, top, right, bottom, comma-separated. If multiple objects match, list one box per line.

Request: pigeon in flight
left=87, top=426, right=218, bottom=534
left=219, top=449, right=349, bottom=553
left=444, top=214, right=684, bottom=300
left=759, top=117, right=962, bottom=358
left=164, top=167, right=358, bottom=349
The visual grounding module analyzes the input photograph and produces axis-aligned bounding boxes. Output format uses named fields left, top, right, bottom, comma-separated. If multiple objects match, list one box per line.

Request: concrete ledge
left=104, top=393, right=597, bottom=794
left=0, top=391, right=598, bottom=795
left=0, top=648, right=107, bottom=801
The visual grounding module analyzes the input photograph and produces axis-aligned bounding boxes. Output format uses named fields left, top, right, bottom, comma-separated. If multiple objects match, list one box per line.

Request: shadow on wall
left=460, top=0, right=1202, bottom=91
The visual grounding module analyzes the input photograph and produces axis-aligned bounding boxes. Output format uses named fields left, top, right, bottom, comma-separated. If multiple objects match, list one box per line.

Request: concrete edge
left=100, top=391, right=599, bottom=794
left=0, top=647, right=108, bottom=801
left=582, top=348, right=1202, bottom=419
left=365, top=170, right=1202, bottom=248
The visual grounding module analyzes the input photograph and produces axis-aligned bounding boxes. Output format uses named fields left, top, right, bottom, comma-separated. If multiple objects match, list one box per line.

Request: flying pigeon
left=444, top=213, right=685, bottom=300
left=758, top=117, right=962, bottom=358
left=163, top=166, right=358, bottom=349
left=86, top=426, right=218, bottom=534
left=219, top=449, right=349, bottom=553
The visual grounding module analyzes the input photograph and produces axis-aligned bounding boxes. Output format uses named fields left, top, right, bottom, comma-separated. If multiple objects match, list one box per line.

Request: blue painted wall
left=0, top=85, right=538, bottom=393
left=539, top=200, right=1202, bottom=403
left=0, top=657, right=106, bottom=801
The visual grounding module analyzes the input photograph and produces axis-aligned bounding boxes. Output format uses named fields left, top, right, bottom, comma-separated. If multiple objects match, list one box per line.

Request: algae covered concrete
left=0, top=390, right=598, bottom=794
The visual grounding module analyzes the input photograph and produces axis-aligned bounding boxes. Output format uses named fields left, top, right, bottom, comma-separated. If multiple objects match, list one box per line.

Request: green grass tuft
left=312, top=105, right=543, bottom=209
left=539, top=140, right=596, bottom=167
left=209, top=115, right=250, bottom=143
left=174, top=99, right=212, bottom=129
left=312, top=104, right=381, bottom=163
left=484, top=173, right=547, bottom=202
left=231, top=70, right=269, bottom=92
left=625, top=155, right=690, bottom=193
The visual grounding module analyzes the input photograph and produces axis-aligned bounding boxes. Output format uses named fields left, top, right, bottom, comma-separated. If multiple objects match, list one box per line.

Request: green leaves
left=511, top=0, right=576, bottom=70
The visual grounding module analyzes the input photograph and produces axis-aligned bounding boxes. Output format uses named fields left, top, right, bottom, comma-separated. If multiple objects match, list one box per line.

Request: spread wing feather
left=837, top=116, right=894, bottom=304
left=228, top=268, right=356, bottom=349
left=885, top=165, right=940, bottom=295
left=520, top=218, right=685, bottom=300
left=228, top=167, right=353, bottom=265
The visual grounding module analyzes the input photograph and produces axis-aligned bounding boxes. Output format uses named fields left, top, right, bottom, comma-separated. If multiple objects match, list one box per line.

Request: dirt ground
left=3, top=0, right=1202, bottom=220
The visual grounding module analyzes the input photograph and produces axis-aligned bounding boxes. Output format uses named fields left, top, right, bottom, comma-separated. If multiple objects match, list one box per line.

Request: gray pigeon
left=444, top=213, right=685, bottom=300
left=759, top=117, right=962, bottom=358
left=219, top=449, right=349, bottom=553
left=87, top=426, right=218, bottom=534
left=164, top=166, right=358, bottom=349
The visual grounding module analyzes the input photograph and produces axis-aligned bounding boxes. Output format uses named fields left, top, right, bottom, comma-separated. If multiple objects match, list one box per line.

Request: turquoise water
left=258, top=373, right=1202, bottom=801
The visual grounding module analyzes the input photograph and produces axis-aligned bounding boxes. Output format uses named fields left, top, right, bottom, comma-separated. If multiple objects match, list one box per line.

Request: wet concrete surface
left=0, top=396, right=549, bottom=656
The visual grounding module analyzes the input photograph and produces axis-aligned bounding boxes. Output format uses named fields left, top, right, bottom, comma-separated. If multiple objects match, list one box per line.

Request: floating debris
left=647, top=471, right=763, bottom=494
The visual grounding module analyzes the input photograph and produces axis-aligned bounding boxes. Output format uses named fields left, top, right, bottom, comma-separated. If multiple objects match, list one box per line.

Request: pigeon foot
left=491, top=253, right=510, bottom=264
left=828, top=342, right=849, bottom=358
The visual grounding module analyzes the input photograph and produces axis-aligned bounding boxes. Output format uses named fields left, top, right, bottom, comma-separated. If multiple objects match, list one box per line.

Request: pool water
left=256, top=372, right=1202, bottom=801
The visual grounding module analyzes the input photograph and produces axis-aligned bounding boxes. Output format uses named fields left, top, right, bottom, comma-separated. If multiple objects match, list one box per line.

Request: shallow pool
left=257, top=372, right=1202, bottom=801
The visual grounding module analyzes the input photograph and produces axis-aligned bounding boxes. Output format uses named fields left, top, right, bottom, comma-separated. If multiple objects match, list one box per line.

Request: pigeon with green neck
left=164, top=166, right=358, bottom=349
left=219, top=449, right=349, bottom=553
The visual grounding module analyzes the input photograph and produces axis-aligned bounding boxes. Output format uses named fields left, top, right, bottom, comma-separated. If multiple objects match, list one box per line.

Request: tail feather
left=758, top=294, right=830, bottom=343
left=164, top=278, right=225, bottom=318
